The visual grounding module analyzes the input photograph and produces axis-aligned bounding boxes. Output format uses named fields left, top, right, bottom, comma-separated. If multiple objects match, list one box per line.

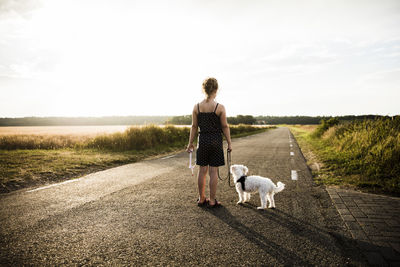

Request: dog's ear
left=244, top=166, right=249, bottom=174
left=230, top=165, right=236, bottom=173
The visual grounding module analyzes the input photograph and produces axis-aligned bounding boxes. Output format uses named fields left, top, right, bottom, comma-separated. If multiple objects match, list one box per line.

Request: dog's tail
left=274, top=182, right=285, bottom=193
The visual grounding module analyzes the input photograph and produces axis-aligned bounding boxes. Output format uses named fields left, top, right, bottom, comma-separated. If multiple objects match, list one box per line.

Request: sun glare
left=0, top=0, right=399, bottom=117
left=15, top=1, right=205, bottom=116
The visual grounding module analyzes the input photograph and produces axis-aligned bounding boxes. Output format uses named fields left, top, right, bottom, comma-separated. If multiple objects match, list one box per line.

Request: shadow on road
left=205, top=206, right=313, bottom=266
left=206, top=204, right=376, bottom=265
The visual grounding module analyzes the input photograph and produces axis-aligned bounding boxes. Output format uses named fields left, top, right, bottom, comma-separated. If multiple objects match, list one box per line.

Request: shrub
left=312, top=117, right=339, bottom=138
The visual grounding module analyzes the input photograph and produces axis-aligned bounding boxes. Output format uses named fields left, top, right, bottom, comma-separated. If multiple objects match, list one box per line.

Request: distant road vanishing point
left=0, top=128, right=367, bottom=266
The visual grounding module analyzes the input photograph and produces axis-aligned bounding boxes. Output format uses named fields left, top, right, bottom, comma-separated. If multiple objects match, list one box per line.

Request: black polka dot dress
left=196, top=103, right=225, bottom=167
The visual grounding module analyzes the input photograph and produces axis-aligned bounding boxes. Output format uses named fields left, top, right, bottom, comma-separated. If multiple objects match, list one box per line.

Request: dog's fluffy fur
left=230, top=164, right=285, bottom=209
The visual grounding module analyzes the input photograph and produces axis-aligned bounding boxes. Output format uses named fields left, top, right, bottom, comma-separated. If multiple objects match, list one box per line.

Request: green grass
left=289, top=118, right=400, bottom=195
left=0, top=149, right=158, bottom=193
left=0, top=125, right=272, bottom=193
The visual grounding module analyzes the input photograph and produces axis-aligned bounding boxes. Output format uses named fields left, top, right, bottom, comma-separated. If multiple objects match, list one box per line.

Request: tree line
left=166, top=115, right=257, bottom=125
left=166, top=114, right=392, bottom=125
left=0, top=114, right=394, bottom=126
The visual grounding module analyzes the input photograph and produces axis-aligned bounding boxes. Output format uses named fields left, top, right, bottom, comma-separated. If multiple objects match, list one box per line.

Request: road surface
left=0, top=127, right=366, bottom=266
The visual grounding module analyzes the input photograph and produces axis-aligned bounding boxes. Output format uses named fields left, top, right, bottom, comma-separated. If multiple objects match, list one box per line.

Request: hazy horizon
left=1, top=0, right=399, bottom=117
left=0, top=114, right=394, bottom=119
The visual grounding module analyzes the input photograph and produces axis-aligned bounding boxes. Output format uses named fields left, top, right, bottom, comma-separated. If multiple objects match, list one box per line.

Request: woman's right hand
left=186, top=144, right=194, bottom=153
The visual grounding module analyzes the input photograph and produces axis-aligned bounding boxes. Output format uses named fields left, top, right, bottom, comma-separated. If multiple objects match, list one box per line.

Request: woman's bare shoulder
left=192, top=103, right=199, bottom=114
left=216, top=103, right=226, bottom=115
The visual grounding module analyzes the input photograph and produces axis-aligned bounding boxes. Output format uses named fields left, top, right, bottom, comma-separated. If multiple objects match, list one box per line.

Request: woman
left=186, top=77, right=232, bottom=207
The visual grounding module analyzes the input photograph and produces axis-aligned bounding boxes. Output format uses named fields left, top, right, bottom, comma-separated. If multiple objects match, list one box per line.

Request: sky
left=0, top=0, right=399, bottom=117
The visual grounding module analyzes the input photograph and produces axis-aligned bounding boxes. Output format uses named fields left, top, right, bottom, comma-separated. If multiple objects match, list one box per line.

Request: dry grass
left=0, top=124, right=271, bottom=193
left=0, top=124, right=270, bottom=151
left=0, top=125, right=130, bottom=136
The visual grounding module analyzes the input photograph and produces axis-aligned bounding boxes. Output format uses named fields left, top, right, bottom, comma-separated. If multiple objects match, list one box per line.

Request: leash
left=188, top=149, right=195, bottom=176
left=189, top=148, right=234, bottom=188
left=218, top=149, right=235, bottom=188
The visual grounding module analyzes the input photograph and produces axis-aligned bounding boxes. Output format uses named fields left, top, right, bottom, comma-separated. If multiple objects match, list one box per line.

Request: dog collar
left=236, top=175, right=247, bottom=191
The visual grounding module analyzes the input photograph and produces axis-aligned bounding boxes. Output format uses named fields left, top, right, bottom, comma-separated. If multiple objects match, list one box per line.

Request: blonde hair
left=202, top=77, right=218, bottom=97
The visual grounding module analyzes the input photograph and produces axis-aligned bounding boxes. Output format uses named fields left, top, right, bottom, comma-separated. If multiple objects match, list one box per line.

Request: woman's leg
left=198, top=166, right=208, bottom=202
left=209, top=166, right=219, bottom=205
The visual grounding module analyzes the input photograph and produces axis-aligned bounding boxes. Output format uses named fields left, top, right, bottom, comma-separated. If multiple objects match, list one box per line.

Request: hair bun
left=202, top=77, right=218, bottom=96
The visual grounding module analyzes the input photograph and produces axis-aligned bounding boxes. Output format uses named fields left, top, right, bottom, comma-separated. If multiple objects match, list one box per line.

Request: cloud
left=254, top=43, right=338, bottom=76
left=359, top=68, right=400, bottom=83
left=0, top=0, right=42, bottom=18
left=0, top=0, right=58, bottom=80
left=356, top=68, right=400, bottom=95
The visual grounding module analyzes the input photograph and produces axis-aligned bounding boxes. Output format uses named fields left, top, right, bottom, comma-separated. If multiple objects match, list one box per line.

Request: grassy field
left=0, top=124, right=271, bottom=193
left=289, top=118, right=400, bottom=195
left=0, top=125, right=130, bottom=136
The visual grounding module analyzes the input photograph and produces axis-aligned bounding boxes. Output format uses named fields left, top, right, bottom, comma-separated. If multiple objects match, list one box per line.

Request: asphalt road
left=0, top=127, right=367, bottom=266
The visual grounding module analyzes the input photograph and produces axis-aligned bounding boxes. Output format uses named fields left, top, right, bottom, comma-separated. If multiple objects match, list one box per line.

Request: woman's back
left=198, top=100, right=220, bottom=113
left=186, top=77, right=232, bottom=207
left=197, top=101, right=221, bottom=134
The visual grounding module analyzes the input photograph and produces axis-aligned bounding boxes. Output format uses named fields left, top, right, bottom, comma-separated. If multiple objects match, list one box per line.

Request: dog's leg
left=267, top=193, right=276, bottom=209
left=257, top=191, right=267, bottom=209
left=243, top=192, right=250, bottom=202
left=266, top=193, right=272, bottom=208
left=271, top=192, right=276, bottom=208
left=237, top=191, right=244, bottom=204
left=244, top=192, right=250, bottom=202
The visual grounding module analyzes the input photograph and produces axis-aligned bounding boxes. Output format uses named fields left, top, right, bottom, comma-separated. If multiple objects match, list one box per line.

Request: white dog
left=230, top=164, right=285, bottom=209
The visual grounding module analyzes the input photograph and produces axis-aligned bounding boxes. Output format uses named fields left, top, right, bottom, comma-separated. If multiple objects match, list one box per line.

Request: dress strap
left=213, top=103, right=219, bottom=113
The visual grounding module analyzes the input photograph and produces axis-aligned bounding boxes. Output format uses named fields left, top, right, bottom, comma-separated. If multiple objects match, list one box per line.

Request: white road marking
left=290, top=152, right=294, bottom=156
left=290, top=144, right=293, bottom=147
left=27, top=178, right=84, bottom=193
left=291, top=170, right=298, bottom=180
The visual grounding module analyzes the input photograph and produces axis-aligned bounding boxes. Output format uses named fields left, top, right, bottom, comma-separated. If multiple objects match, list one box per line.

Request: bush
left=312, top=117, right=339, bottom=138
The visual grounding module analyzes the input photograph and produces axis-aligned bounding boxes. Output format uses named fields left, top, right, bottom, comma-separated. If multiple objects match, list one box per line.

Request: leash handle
left=189, top=150, right=195, bottom=176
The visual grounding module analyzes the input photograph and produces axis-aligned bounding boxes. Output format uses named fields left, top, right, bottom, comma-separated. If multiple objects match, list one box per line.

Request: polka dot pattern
left=196, top=103, right=225, bottom=167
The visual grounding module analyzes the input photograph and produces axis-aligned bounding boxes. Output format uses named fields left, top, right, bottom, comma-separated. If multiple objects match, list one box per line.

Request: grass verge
left=289, top=121, right=400, bottom=196
left=0, top=147, right=182, bottom=193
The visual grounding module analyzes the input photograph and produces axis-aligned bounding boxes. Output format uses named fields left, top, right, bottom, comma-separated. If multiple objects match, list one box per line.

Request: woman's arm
left=218, top=104, right=232, bottom=152
left=186, top=105, right=198, bottom=152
